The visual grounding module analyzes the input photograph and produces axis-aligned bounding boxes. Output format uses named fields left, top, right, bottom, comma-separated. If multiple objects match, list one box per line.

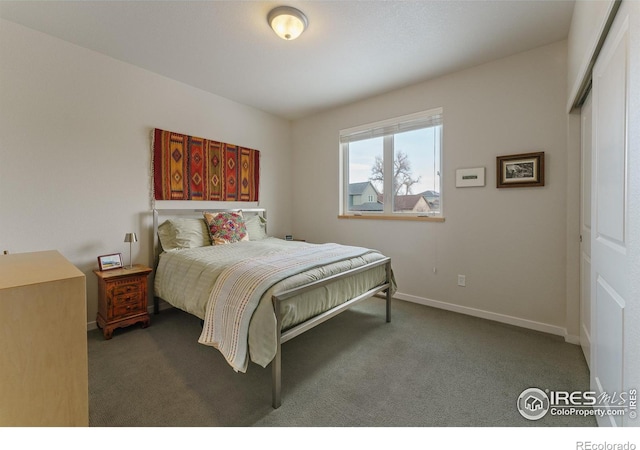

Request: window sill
left=338, top=215, right=445, bottom=223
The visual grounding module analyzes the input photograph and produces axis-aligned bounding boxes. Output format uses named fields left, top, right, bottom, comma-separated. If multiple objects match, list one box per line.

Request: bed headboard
left=151, top=208, right=267, bottom=269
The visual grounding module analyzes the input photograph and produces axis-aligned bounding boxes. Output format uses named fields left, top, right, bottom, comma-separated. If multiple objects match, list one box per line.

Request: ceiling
left=0, top=0, right=575, bottom=120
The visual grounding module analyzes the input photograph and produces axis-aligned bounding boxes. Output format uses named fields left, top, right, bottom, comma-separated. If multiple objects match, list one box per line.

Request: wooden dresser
left=94, top=264, right=152, bottom=339
left=0, top=250, right=88, bottom=426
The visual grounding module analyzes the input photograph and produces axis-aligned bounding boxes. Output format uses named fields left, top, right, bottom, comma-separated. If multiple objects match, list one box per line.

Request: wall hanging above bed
left=152, top=128, right=260, bottom=201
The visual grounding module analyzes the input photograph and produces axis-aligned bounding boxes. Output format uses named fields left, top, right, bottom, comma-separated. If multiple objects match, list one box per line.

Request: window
left=340, top=108, right=443, bottom=218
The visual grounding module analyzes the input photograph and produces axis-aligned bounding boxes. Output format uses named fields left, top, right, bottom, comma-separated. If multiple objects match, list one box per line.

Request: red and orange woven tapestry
left=153, top=128, right=260, bottom=201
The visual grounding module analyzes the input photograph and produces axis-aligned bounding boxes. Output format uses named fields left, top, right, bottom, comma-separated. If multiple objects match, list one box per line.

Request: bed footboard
left=270, top=257, right=392, bottom=409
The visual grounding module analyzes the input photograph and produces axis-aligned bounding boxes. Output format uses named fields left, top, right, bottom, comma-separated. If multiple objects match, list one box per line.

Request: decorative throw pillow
left=203, top=211, right=249, bottom=245
left=244, top=214, right=267, bottom=240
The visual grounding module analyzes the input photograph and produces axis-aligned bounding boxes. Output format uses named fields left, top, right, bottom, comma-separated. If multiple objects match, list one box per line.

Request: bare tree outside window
left=369, top=150, right=421, bottom=196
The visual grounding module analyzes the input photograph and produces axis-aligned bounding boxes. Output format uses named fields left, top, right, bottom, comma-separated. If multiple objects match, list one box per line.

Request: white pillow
left=245, top=214, right=267, bottom=240
left=157, top=218, right=210, bottom=251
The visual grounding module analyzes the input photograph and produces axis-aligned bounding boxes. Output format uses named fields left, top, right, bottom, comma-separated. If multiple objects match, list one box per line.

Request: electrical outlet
left=457, top=274, right=466, bottom=287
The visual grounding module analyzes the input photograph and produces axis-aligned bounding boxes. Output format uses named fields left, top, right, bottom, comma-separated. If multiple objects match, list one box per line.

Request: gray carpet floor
left=88, top=298, right=596, bottom=427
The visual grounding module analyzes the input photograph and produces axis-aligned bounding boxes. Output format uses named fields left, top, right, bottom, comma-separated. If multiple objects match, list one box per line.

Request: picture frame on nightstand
left=97, top=253, right=123, bottom=271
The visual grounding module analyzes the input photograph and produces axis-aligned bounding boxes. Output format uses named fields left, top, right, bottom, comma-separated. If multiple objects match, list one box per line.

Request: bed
left=152, top=208, right=395, bottom=408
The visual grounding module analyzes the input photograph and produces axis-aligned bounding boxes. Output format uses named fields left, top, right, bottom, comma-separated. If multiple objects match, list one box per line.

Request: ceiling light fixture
left=267, top=6, right=308, bottom=41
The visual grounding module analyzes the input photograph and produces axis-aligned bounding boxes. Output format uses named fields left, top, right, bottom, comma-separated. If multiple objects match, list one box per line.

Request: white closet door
left=580, top=92, right=592, bottom=368
left=591, top=2, right=630, bottom=428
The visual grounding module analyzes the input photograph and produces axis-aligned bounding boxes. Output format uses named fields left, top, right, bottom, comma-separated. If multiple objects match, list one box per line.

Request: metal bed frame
left=151, top=208, right=392, bottom=409
left=271, top=258, right=391, bottom=408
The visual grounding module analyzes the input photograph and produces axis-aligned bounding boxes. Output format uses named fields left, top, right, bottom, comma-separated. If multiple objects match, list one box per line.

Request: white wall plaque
left=456, top=167, right=485, bottom=187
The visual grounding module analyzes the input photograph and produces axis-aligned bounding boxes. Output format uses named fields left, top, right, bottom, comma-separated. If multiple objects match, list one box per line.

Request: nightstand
left=94, top=264, right=152, bottom=340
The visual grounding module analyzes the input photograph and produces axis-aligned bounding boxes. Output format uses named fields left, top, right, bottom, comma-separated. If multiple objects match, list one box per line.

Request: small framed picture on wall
left=496, top=152, right=545, bottom=188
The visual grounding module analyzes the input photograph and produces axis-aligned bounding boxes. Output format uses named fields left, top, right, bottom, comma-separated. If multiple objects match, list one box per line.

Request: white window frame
left=339, top=108, right=444, bottom=219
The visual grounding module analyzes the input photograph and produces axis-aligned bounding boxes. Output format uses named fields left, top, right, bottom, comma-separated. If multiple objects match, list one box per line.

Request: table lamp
left=124, top=232, right=137, bottom=269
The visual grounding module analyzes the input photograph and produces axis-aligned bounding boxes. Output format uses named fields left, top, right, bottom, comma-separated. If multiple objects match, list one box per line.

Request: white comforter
left=198, top=243, right=375, bottom=372
left=154, top=238, right=391, bottom=370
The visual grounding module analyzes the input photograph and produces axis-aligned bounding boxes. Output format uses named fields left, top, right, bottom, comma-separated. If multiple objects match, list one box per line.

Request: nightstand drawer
left=109, top=279, right=143, bottom=297
left=112, top=293, right=144, bottom=318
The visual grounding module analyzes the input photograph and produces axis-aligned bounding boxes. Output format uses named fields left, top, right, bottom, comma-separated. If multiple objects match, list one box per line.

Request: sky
left=347, top=126, right=441, bottom=195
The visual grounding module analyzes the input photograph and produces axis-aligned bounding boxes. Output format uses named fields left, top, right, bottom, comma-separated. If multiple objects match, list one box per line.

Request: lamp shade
left=124, top=233, right=138, bottom=243
left=268, top=6, right=308, bottom=40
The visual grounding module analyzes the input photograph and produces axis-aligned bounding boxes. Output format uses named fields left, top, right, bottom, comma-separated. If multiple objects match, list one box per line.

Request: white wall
left=291, top=41, right=575, bottom=337
left=0, top=19, right=293, bottom=325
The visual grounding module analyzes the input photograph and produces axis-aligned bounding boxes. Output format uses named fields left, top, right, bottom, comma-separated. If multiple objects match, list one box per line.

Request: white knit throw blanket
left=198, top=243, right=371, bottom=372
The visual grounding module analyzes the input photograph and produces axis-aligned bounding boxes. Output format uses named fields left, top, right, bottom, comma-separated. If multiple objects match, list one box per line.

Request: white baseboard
left=564, top=333, right=581, bottom=345
left=87, top=292, right=577, bottom=347
left=394, top=292, right=575, bottom=343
